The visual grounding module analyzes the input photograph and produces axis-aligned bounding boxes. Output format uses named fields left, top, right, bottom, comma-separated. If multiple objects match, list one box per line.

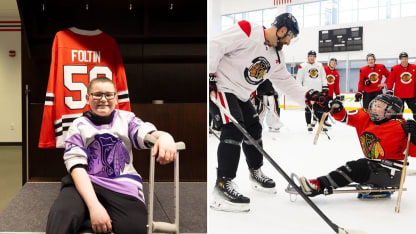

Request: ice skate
left=324, top=120, right=332, bottom=128
left=307, top=124, right=313, bottom=133
left=299, top=177, right=323, bottom=197
left=322, top=127, right=328, bottom=132
left=269, top=127, right=280, bottom=133
left=210, top=177, right=250, bottom=212
left=311, top=119, right=317, bottom=127
left=249, top=168, right=277, bottom=194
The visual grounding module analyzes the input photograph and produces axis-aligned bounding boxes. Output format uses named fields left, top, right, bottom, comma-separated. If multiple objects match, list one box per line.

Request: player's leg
left=265, top=94, right=283, bottom=132
left=313, top=104, right=327, bottom=132
left=240, top=99, right=276, bottom=194
left=46, top=175, right=88, bottom=234
left=93, top=184, right=147, bottom=234
left=305, top=106, right=313, bottom=132
left=211, top=92, right=250, bottom=212
left=299, top=158, right=372, bottom=196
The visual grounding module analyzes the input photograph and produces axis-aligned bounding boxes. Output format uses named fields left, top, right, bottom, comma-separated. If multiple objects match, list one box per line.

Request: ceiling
left=0, top=0, right=19, bottom=19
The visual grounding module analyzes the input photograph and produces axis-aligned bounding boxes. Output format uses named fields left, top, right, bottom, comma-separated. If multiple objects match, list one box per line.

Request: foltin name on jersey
left=71, top=50, right=101, bottom=63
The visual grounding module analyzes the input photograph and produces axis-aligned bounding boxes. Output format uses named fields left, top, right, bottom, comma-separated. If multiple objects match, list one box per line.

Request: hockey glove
left=364, top=78, right=371, bottom=86
left=256, top=79, right=275, bottom=96
left=404, top=119, right=416, bottom=145
left=355, top=92, right=363, bottom=102
left=305, top=89, right=328, bottom=108
left=386, top=90, right=394, bottom=95
left=209, top=73, right=217, bottom=98
left=335, top=95, right=344, bottom=101
left=329, top=99, right=343, bottom=114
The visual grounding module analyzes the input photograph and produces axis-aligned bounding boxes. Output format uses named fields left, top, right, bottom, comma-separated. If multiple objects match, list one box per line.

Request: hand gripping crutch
left=145, top=134, right=186, bottom=234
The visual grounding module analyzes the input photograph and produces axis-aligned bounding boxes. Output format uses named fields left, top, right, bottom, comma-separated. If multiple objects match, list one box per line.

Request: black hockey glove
left=209, top=73, right=217, bottom=97
left=328, top=99, right=343, bottom=114
left=404, top=119, right=416, bottom=145
left=305, top=89, right=329, bottom=108
left=386, top=90, right=394, bottom=95
left=355, top=92, right=363, bottom=102
left=256, top=79, right=275, bottom=96
left=364, top=78, right=371, bottom=86
left=335, top=95, right=344, bottom=101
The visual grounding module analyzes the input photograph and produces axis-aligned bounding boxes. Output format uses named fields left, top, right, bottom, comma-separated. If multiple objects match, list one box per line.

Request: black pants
left=305, top=104, right=324, bottom=125
left=363, top=90, right=383, bottom=109
left=46, top=175, right=147, bottom=234
left=401, top=98, right=416, bottom=120
left=216, top=92, right=263, bottom=179
left=317, top=158, right=402, bottom=190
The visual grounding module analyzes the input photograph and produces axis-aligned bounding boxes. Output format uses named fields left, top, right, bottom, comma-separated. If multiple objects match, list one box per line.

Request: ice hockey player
left=299, top=94, right=416, bottom=197
left=323, top=58, right=341, bottom=127
left=253, top=79, right=283, bottom=132
left=386, top=52, right=416, bottom=120
left=296, top=50, right=328, bottom=132
left=209, top=13, right=328, bottom=212
left=355, top=53, right=390, bottom=109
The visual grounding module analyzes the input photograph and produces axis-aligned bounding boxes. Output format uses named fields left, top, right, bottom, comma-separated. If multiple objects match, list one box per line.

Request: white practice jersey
left=209, top=20, right=307, bottom=104
left=63, top=109, right=157, bottom=203
left=296, top=61, right=327, bottom=91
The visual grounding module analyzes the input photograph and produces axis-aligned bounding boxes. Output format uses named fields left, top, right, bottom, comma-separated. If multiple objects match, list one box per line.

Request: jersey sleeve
left=320, top=64, right=327, bottom=87
left=269, top=60, right=308, bottom=106
left=382, top=65, right=390, bottom=80
left=63, top=119, right=88, bottom=172
left=128, top=115, right=157, bottom=150
left=209, top=22, right=252, bottom=74
left=334, top=71, right=341, bottom=95
left=38, top=34, right=59, bottom=148
left=386, top=66, right=395, bottom=90
left=113, top=42, right=131, bottom=111
left=296, top=64, right=305, bottom=85
left=358, top=68, right=364, bottom=92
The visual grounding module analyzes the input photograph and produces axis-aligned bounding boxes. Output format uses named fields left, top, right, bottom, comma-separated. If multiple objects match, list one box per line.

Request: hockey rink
left=208, top=108, right=416, bottom=234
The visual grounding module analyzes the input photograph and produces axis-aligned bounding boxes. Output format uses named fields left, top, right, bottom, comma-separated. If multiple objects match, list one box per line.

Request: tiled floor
left=0, top=146, right=22, bottom=213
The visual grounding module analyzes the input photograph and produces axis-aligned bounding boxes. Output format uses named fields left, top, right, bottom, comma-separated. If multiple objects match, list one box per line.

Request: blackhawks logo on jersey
left=326, top=74, right=335, bottom=84
left=244, top=56, right=271, bottom=85
left=308, top=68, right=319, bottom=79
left=400, top=72, right=412, bottom=84
left=368, top=72, right=379, bottom=83
left=359, top=132, right=385, bottom=159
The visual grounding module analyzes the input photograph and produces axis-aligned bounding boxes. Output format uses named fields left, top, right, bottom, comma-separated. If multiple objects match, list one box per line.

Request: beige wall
left=0, top=30, right=21, bottom=142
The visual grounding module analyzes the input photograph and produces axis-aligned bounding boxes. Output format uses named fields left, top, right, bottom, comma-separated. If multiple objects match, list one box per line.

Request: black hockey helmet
left=329, top=58, right=337, bottom=64
left=368, top=94, right=403, bottom=124
left=308, top=50, right=317, bottom=57
left=366, top=53, right=376, bottom=61
left=399, top=52, right=408, bottom=59
left=272, top=13, right=299, bottom=38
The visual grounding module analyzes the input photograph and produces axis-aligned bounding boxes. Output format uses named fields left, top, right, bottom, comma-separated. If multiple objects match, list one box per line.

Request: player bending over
left=299, top=94, right=416, bottom=197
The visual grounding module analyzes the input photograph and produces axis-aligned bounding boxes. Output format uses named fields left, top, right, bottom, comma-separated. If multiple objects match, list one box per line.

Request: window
left=247, top=10, right=263, bottom=25
left=264, top=8, right=279, bottom=26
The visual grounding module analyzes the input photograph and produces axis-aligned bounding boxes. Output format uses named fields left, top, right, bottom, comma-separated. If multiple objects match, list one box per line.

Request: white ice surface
left=208, top=109, right=416, bottom=234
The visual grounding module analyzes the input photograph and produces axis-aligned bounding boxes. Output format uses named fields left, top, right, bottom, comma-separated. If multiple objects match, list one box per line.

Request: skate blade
left=250, top=183, right=277, bottom=194
left=210, top=200, right=250, bottom=212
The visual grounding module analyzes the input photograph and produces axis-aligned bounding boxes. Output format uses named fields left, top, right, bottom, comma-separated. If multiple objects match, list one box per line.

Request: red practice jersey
left=358, top=64, right=390, bottom=93
left=386, top=63, right=416, bottom=99
left=323, top=65, right=340, bottom=98
left=331, top=108, right=416, bottom=160
left=39, top=27, right=131, bottom=148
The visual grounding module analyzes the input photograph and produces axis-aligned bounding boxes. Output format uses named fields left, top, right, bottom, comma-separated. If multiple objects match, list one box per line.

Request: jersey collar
left=69, top=27, right=102, bottom=36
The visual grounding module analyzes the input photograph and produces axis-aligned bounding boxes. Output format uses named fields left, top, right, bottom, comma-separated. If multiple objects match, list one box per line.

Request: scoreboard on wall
left=319, top=26, right=363, bottom=53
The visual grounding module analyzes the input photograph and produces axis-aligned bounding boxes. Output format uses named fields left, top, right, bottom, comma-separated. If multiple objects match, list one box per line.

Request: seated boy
left=299, top=94, right=416, bottom=196
left=46, top=77, right=177, bottom=233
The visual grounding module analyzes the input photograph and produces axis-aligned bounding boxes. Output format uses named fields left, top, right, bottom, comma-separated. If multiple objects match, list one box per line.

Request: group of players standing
left=209, top=12, right=416, bottom=213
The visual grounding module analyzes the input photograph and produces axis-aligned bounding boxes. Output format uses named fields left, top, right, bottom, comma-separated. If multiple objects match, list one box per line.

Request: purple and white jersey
left=63, top=109, right=157, bottom=203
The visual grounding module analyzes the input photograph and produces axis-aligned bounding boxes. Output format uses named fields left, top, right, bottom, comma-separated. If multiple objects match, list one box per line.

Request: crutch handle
left=144, top=134, right=186, bottom=151
left=152, top=221, right=178, bottom=233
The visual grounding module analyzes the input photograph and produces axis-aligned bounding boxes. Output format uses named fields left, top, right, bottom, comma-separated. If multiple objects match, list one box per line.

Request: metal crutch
left=145, top=134, right=186, bottom=234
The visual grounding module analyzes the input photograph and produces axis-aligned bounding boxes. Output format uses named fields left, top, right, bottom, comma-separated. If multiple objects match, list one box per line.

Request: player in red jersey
left=386, top=52, right=416, bottom=119
left=323, top=58, right=341, bottom=127
left=298, top=94, right=416, bottom=197
left=355, top=53, right=390, bottom=109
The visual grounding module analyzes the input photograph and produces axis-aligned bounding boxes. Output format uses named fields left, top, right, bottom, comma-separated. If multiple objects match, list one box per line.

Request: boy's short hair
left=87, top=77, right=116, bottom=94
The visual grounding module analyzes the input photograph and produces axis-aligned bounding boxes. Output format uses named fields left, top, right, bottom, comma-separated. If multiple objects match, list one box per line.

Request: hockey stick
left=211, top=95, right=365, bottom=234
left=313, top=112, right=330, bottom=145
left=209, top=127, right=220, bottom=140
left=307, top=105, right=331, bottom=141
left=395, top=133, right=411, bottom=213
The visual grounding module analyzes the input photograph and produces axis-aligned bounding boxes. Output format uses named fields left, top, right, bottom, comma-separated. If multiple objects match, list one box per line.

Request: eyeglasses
left=90, top=92, right=116, bottom=100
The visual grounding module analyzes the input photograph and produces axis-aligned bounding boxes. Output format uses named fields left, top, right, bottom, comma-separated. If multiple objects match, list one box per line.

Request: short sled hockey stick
left=314, top=112, right=330, bottom=145
left=211, top=95, right=365, bottom=234
left=395, top=133, right=411, bottom=213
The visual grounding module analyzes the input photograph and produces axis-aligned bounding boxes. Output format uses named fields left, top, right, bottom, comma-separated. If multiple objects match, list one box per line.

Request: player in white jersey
left=209, top=13, right=329, bottom=212
left=296, top=50, right=328, bottom=132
